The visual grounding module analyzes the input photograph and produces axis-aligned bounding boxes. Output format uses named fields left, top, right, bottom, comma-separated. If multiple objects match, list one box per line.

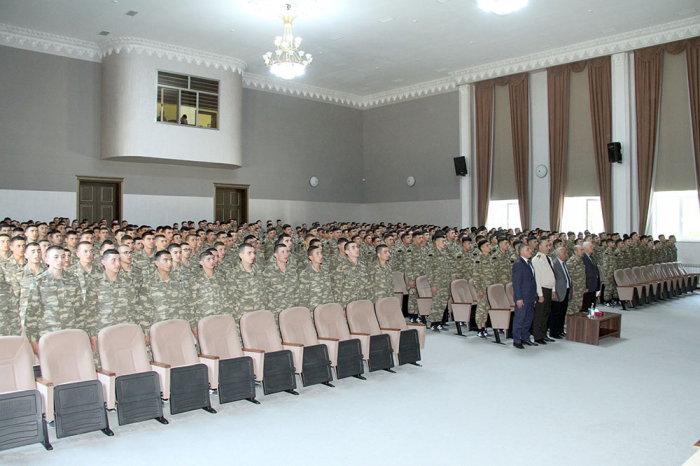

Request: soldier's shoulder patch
left=475, top=260, right=481, bottom=264
left=491, top=256, right=498, bottom=260
left=428, top=253, right=433, bottom=257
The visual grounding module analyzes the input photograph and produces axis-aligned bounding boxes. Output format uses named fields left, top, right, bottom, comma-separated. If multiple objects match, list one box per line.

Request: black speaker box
left=607, top=142, right=622, bottom=163
left=454, top=156, right=468, bottom=176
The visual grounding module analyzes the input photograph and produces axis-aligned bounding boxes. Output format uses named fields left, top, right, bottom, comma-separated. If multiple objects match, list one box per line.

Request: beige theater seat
left=278, top=307, right=334, bottom=387
left=37, top=329, right=114, bottom=437
left=487, top=284, right=513, bottom=345
left=393, top=271, right=408, bottom=296
left=639, top=266, right=662, bottom=300
left=415, top=276, right=432, bottom=317
left=677, top=262, right=698, bottom=290
left=505, top=282, right=516, bottom=311
left=614, top=269, right=639, bottom=309
left=0, top=336, right=52, bottom=452
left=346, top=300, right=395, bottom=373
left=450, top=279, right=473, bottom=336
left=97, top=324, right=169, bottom=425
left=375, top=297, right=424, bottom=366
left=632, top=267, right=656, bottom=301
left=313, top=303, right=365, bottom=380
left=624, top=269, right=648, bottom=304
left=150, top=319, right=216, bottom=415
left=197, top=315, right=259, bottom=404
left=239, top=310, right=298, bottom=396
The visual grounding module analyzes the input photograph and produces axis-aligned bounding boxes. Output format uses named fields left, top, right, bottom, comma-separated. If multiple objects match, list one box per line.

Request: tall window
left=487, top=199, right=521, bottom=230
left=561, top=197, right=604, bottom=234
left=649, top=191, right=700, bottom=240
left=156, top=71, right=219, bottom=129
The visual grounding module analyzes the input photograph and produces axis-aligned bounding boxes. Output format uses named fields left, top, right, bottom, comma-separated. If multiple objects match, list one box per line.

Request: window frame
left=155, top=71, right=220, bottom=130
left=649, top=190, right=700, bottom=242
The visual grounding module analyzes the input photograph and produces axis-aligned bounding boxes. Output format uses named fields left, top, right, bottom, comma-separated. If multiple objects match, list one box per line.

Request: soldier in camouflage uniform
left=493, top=237, right=514, bottom=285
left=472, top=240, right=498, bottom=338
left=602, top=240, right=618, bottom=304
left=66, top=241, right=102, bottom=302
left=262, top=228, right=277, bottom=261
left=139, top=250, right=195, bottom=334
left=189, top=250, right=230, bottom=324
left=230, top=243, right=268, bottom=321
left=426, top=232, right=452, bottom=330
left=297, top=246, right=334, bottom=315
left=0, top=265, right=20, bottom=335
left=10, top=242, right=46, bottom=325
left=566, top=245, right=586, bottom=314
left=263, top=243, right=298, bottom=323
left=405, top=231, right=428, bottom=321
left=132, top=232, right=156, bottom=269
left=335, top=242, right=371, bottom=308
left=23, top=245, right=84, bottom=354
left=456, top=237, right=475, bottom=280
left=368, top=244, right=393, bottom=302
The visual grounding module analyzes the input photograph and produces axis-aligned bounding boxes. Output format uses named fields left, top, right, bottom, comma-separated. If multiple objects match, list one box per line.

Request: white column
left=458, top=84, right=474, bottom=228
left=529, top=70, right=550, bottom=230
left=611, top=52, right=636, bottom=233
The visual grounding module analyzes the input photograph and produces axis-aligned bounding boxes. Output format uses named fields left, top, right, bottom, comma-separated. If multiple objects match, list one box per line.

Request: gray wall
left=361, top=91, right=460, bottom=203
left=0, top=46, right=364, bottom=203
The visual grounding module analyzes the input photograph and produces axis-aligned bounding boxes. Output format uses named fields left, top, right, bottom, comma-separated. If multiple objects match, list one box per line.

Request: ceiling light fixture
left=477, top=0, right=528, bottom=15
left=262, top=3, right=313, bottom=80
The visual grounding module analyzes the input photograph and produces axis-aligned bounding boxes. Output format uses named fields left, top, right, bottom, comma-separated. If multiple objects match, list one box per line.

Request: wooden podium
left=566, top=312, right=621, bottom=345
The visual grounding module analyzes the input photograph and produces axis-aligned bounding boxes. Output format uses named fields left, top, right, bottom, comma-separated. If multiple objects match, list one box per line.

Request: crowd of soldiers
left=0, top=216, right=680, bottom=355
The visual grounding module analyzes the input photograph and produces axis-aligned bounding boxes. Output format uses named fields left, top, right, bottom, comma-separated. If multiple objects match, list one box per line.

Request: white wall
left=122, top=194, right=214, bottom=226
left=362, top=199, right=461, bottom=227
left=248, top=199, right=363, bottom=226
left=676, top=242, right=700, bottom=270
left=0, top=189, right=76, bottom=222
left=529, top=70, right=550, bottom=229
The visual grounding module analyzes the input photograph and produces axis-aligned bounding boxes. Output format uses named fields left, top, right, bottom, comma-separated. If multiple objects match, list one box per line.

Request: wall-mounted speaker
left=454, top=156, right=468, bottom=176
left=607, top=142, right=622, bottom=163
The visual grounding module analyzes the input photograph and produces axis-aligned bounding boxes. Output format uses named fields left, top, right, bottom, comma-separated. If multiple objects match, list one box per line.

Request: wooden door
left=215, top=186, right=247, bottom=224
left=78, top=181, right=121, bottom=225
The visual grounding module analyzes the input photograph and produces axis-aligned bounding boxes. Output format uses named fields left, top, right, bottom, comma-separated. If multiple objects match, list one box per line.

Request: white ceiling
left=1, top=0, right=699, bottom=95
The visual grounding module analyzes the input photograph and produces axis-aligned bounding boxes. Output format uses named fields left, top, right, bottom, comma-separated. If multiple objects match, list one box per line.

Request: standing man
left=426, top=232, right=451, bottom=331
left=336, top=241, right=371, bottom=308
left=369, top=244, right=393, bottom=303
left=581, top=241, right=601, bottom=312
left=472, top=240, right=497, bottom=339
left=549, top=247, right=572, bottom=339
left=511, top=243, right=538, bottom=349
left=567, top=246, right=586, bottom=315
left=297, top=246, right=334, bottom=315
left=230, top=243, right=267, bottom=322
left=532, top=239, right=556, bottom=344
left=262, top=243, right=298, bottom=323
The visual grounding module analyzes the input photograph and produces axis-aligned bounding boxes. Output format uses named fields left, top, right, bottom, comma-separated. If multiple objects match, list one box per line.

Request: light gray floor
left=3, top=294, right=699, bottom=466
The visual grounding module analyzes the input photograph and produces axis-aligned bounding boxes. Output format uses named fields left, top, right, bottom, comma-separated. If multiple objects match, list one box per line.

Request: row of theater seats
left=613, top=262, right=698, bottom=309
left=0, top=297, right=424, bottom=453
left=392, top=270, right=515, bottom=344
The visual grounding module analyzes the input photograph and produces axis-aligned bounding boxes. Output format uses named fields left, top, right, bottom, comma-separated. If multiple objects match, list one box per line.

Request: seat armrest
left=406, top=323, right=426, bottom=328
left=318, top=337, right=339, bottom=342
left=242, top=348, right=264, bottom=353
left=380, top=328, right=401, bottom=355
left=317, top=338, right=339, bottom=367
left=150, top=362, right=171, bottom=400
left=380, top=327, right=401, bottom=332
left=198, top=354, right=219, bottom=360
left=151, top=361, right=171, bottom=369
left=96, top=369, right=117, bottom=410
left=282, top=343, right=304, bottom=374
left=350, top=333, right=371, bottom=360
left=350, top=332, right=369, bottom=337
left=35, top=377, right=54, bottom=387
left=489, top=307, right=512, bottom=311
left=198, top=355, right=220, bottom=390
left=243, top=349, right=265, bottom=382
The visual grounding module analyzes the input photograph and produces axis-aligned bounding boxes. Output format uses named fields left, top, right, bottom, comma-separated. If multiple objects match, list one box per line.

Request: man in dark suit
left=549, top=246, right=572, bottom=338
left=511, top=243, right=539, bottom=349
left=581, top=241, right=601, bottom=312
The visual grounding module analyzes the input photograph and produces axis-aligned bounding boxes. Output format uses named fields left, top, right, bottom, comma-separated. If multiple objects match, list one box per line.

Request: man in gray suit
left=549, top=246, right=572, bottom=339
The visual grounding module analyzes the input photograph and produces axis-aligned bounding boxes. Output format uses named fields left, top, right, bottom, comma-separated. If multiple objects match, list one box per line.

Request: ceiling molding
left=3, top=16, right=699, bottom=108
left=449, top=15, right=700, bottom=84
left=0, top=23, right=101, bottom=61
left=99, top=37, right=247, bottom=74
left=242, top=72, right=364, bottom=108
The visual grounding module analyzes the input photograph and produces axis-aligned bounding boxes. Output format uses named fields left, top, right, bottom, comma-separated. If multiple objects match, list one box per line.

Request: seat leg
left=101, top=427, right=115, bottom=437
left=155, top=416, right=169, bottom=424
left=410, top=362, right=422, bottom=367
left=246, top=397, right=261, bottom=405
left=353, top=374, right=366, bottom=380
left=383, top=368, right=396, bottom=373
left=202, top=406, right=217, bottom=414
left=42, top=416, right=53, bottom=450
left=322, top=382, right=335, bottom=388
left=493, top=329, right=504, bottom=344
left=456, top=322, right=464, bottom=336
left=285, top=389, right=300, bottom=396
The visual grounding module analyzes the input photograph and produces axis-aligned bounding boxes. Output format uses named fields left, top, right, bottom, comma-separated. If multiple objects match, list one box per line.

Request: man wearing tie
left=550, top=247, right=572, bottom=339
left=532, top=239, right=556, bottom=344
left=511, top=243, right=539, bottom=349
left=581, top=241, right=601, bottom=312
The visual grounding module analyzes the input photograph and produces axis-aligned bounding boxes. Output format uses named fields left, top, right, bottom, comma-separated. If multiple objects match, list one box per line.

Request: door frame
left=213, top=183, right=249, bottom=224
left=76, top=176, right=124, bottom=223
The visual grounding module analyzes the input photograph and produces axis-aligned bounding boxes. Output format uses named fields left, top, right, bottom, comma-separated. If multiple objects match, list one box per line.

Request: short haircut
left=199, top=250, right=214, bottom=261
left=274, top=243, right=288, bottom=254
left=102, top=249, right=120, bottom=260
left=517, top=243, right=529, bottom=255
left=376, top=244, right=388, bottom=254
left=154, top=250, right=171, bottom=261
left=307, top=245, right=321, bottom=257
left=45, top=245, right=64, bottom=256
left=238, top=243, right=254, bottom=254
left=77, top=240, right=92, bottom=250
left=167, top=243, right=181, bottom=253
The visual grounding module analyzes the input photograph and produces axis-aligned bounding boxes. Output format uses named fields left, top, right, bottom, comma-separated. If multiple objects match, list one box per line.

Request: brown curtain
left=546, top=60, right=591, bottom=232
left=634, top=39, right=700, bottom=234
left=507, top=73, right=531, bottom=230
left=588, top=56, right=613, bottom=232
left=475, top=81, right=494, bottom=227
left=685, top=39, right=700, bottom=210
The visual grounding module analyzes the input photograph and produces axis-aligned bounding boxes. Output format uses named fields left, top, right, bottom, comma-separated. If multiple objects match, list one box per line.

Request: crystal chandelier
left=477, top=0, right=528, bottom=15
left=262, top=4, right=313, bottom=80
